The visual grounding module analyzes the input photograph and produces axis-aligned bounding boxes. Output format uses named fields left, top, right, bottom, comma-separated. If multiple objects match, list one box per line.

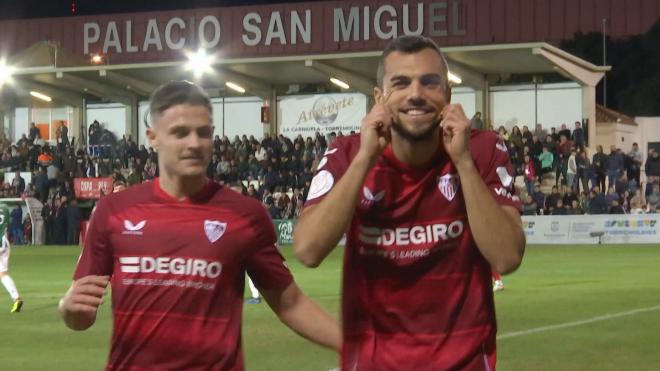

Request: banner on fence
left=522, top=214, right=660, bottom=244
left=74, top=177, right=113, bottom=199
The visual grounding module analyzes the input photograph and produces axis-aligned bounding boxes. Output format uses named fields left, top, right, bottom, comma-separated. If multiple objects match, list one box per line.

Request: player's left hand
left=440, top=104, right=473, bottom=168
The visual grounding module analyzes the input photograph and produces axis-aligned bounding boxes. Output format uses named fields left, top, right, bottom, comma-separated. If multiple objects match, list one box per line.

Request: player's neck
left=391, top=133, right=440, bottom=167
left=158, top=173, right=208, bottom=200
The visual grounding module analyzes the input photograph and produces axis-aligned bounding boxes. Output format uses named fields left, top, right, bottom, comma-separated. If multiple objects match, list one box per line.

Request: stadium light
left=30, top=91, right=53, bottom=102
left=225, top=81, right=245, bottom=94
left=90, top=54, right=104, bottom=64
left=185, top=49, right=215, bottom=78
left=0, top=59, right=15, bottom=87
left=448, top=71, right=462, bottom=85
left=330, top=77, right=350, bottom=90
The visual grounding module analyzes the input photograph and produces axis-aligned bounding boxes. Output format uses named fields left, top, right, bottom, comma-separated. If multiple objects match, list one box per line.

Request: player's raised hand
left=59, top=275, right=110, bottom=329
left=356, top=91, right=394, bottom=166
left=440, top=104, right=473, bottom=168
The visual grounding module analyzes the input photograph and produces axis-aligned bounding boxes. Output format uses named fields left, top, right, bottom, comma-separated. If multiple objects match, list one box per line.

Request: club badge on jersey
left=204, top=220, right=227, bottom=243
left=437, top=173, right=460, bottom=201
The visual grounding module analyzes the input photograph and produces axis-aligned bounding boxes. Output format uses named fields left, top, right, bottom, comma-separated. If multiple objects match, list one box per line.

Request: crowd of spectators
left=3, top=116, right=660, bottom=245
left=474, top=114, right=659, bottom=215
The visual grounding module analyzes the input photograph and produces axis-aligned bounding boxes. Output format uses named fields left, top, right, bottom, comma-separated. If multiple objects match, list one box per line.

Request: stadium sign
left=77, top=0, right=466, bottom=62
left=278, top=93, right=367, bottom=135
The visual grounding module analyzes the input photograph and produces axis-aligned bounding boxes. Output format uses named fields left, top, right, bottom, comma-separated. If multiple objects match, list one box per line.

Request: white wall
left=223, top=97, right=264, bottom=139
left=490, top=82, right=582, bottom=131
left=14, top=107, right=28, bottom=141
left=86, top=103, right=126, bottom=140
left=451, top=87, right=476, bottom=119
left=137, top=97, right=264, bottom=148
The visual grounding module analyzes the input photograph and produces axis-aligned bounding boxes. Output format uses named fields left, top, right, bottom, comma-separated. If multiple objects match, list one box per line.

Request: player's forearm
left=294, top=155, right=372, bottom=267
left=275, top=290, right=341, bottom=351
left=455, top=159, right=525, bottom=274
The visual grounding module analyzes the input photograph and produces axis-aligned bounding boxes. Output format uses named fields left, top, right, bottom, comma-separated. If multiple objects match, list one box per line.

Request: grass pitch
left=1, top=244, right=659, bottom=370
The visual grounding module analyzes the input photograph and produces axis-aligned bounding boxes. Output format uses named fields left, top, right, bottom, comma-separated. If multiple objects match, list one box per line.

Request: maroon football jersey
left=75, top=179, right=293, bottom=371
left=305, top=131, right=521, bottom=370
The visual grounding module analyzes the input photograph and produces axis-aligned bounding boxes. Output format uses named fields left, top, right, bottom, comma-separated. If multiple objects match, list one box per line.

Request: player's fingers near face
left=74, top=282, right=107, bottom=298
left=72, top=293, right=105, bottom=308
left=77, top=275, right=111, bottom=287
left=70, top=302, right=103, bottom=314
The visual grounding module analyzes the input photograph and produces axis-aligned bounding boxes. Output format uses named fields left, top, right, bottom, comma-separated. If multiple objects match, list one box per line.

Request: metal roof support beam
left=101, top=71, right=156, bottom=97
left=304, top=60, right=375, bottom=96
left=14, top=79, right=84, bottom=107
left=56, top=73, right=137, bottom=106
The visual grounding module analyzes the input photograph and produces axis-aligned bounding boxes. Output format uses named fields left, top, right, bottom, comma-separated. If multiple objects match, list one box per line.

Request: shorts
left=0, top=235, right=10, bottom=272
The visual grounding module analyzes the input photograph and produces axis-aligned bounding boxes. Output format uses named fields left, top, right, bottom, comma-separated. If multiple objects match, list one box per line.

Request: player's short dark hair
left=149, top=81, right=212, bottom=126
left=376, top=35, right=449, bottom=89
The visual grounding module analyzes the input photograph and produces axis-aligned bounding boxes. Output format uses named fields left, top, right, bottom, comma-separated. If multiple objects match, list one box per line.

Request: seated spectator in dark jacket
left=609, top=200, right=625, bottom=214
left=588, top=189, right=609, bottom=214
left=551, top=199, right=568, bottom=215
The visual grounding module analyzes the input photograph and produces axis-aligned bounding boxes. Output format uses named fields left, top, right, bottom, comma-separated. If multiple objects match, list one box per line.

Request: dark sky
left=0, top=0, right=325, bottom=20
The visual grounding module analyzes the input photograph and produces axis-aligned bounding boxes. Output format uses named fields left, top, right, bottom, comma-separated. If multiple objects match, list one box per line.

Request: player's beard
left=391, top=116, right=442, bottom=143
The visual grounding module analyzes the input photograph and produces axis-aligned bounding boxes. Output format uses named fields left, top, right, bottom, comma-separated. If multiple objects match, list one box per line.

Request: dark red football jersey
left=75, top=179, right=293, bottom=371
left=305, top=130, right=521, bottom=370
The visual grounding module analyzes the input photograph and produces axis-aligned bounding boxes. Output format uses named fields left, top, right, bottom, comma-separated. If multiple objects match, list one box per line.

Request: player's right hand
left=59, top=275, right=110, bottom=315
left=357, top=93, right=394, bottom=165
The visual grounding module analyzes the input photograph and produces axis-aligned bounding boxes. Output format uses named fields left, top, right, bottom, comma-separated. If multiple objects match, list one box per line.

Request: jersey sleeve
left=74, top=198, right=114, bottom=279
left=303, top=138, right=352, bottom=208
left=245, top=207, right=293, bottom=291
left=480, top=136, right=523, bottom=212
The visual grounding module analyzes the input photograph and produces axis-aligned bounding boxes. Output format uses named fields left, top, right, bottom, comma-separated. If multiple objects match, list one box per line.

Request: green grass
left=1, top=245, right=659, bottom=370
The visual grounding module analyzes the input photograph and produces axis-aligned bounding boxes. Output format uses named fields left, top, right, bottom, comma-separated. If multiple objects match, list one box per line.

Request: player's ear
left=146, top=126, right=158, bottom=149
left=374, top=86, right=384, bottom=104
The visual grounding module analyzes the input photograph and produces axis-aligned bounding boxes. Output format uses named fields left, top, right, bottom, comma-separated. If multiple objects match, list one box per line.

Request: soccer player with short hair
left=59, top=81, right=340, bottom=370
left=294, top=35, right=525, bottom=370
left=0, top=202, right=23, bottom=313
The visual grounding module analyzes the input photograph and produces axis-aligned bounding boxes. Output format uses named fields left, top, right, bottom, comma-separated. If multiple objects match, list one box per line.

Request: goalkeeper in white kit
left=0, top=202, right=23, bottom=313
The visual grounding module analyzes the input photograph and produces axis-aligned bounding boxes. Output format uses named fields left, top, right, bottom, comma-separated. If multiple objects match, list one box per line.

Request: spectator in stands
left=562, top=185, right=578, bottom=208
left=522, top=154, right=535, bottom=196
left=469, top=112, right=484, bottom=130
left=607, top=146, right=624, bottom=189
left=615, top=172, right=629, bottom=196
left=645, top=149, right=660, bottom=178
left=628, top=143, right=642, bottom=186
left=58, top=122, right=69, bottom=151
left=41, top=199, right=53, bottom=245
left=558, top=124, right=571, bottom=140
left=605, top=186, right=620, bottom=207
left=629, top=189, right=646, bottom=214
left=609, top=200, right=625, bottom=214
left=592, top=145, right=607, bottom=192
left=11, top=171, right=25, bottom=196
left=576, top=151, right=591, bottom=194
left=66, top=199, right=81, bottom=245
left=551, top=199, right=567, bottom=215
left=537, top=146, right=553, bottom=177
left=522, top=195, right=537, bottom=215
left=531, top=183, right=545, bottom=214
left=38, top=148, right=53, bottom=168
left=646, top=184, right=660, bottom=212
left=571, top=121, right=585, bottom=150
left=28, top=122, right=40, bottom=144
left=545, top=186, right=561, bottom=214
left=54, top=196, right=68, bottom=245
left=34, top=167, right=49, bottom=203
left=567, top=200, right=583, bottom=215
left=10, top=206, right=23, bottom=245
left=566, top=149, right=577, bottom=191
left=588, top=188, right=609, bottom=214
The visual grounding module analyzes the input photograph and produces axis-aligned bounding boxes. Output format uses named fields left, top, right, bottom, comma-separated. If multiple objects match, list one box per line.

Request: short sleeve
left=481, top=138, right=523, bottom=212
left=74, top=198, right=114, bottom=279
left=303, top=139, right=351, bottom=208
left=245, top=208, right=293, bottom=291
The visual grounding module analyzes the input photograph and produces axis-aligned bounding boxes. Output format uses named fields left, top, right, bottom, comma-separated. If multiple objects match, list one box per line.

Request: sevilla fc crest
left=204, top=220, right=227, bottom=243
left=438, top=173, right=460, bottom=201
